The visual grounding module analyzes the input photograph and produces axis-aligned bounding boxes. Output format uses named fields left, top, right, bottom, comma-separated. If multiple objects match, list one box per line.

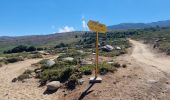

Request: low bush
left=55, top=43, right=68, bottom=48
left=31, top=54, right=43, bottom=58
left=67, top=79, right=77, bottom=90
left=99, top=67, right=108, bottom=75
left=40, top=69, right=61, bottom=82
left=99, top=62, right=117, bottom=75
left=166, top=48, right=170, bottom=55
left=13, top=69, right=33, bottom=82
left=84, top=70, right=92, bottom=75
left=80, top=65, right=94, bottom=75
left=60, top=67, right=74, bottom=82
left=4, top=45, right=37, bottom=54
left=112, top=62, right=121, bottom=68
left=56, top=50, right=87, bottom=61
left=6, top=57, right=24, bottom=63
left=17, top=74, right=30, bottom=81
left=37, top=59, right=84, bottom=89
left=100, top=49, right=127, bottom=57
left=66, top=72, right=82, bottom=90
left=23, top=69, right=33, bottom=74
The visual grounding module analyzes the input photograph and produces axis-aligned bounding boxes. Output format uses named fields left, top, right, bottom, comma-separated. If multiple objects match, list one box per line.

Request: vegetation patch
left=80, top=65, right=94, bottom=75
left=4, top=45, right=37, bottom=54
left=130, top=27, right=170, bottom=54
left=6, top=57, right=24, bottom=63
left=112, top=62, right=121, bottom=68
left=12, top=69, right=33, bottom=82
left=99, top=62, right=117, bottom=75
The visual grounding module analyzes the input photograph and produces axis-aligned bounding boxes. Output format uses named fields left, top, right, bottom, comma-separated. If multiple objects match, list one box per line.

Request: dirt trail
left=1, top=40, right=170, bottom=100
left=65, top=39, right=170, bottom=100
left=130, top=39, right=170, bottom=75
left=0, top=56, right=59, bottom=100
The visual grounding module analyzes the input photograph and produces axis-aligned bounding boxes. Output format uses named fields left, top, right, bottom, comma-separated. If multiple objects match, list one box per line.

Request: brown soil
left=59, top=39, right=170, bottom=100
left=1, top=40, right=170, bottom=100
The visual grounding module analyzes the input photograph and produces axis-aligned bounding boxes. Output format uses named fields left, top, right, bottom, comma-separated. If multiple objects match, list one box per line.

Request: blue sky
left=0, top=0, right=170, bottom=36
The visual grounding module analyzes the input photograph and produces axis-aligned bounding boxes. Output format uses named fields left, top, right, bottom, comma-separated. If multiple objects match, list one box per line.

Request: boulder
left=46, top=60, right=55, bottom=67
left=92, top=53, right=96, bottom=55
left=81, top=60, right=93, bottom=65
left=107, top=62, right=114, bottom=64
left=77, top=50, right=84, bottom=54
left=47, top=81, right=61, bottom=91
left=78, top=79, right=84, bottom=85
left=102, top=45, right=114, bottom=52
left=115, top=46, right=121, bottom=50
left=0, top=57, right=5, bottom=61
left=166, top=48, right=170, bottom=55
left=63, top=57, right=74, bottom=61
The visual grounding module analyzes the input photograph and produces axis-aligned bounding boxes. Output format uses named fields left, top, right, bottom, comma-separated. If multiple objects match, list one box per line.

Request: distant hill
left=0, top=32, right=83, bottom=53
left=108, top=20, right=170, bottom=30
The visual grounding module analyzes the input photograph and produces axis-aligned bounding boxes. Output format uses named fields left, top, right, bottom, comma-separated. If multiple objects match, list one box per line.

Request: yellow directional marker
left=88, top=20, right=107, bottom=33
left=87, top=20, right=107, bottom=83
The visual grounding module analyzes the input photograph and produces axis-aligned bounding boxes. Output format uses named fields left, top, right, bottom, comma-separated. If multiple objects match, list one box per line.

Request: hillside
left=108, top=20, right=170, bottom=30
left=0, top=32, right=83, bottom=53
left=130, top=27, right=170, bottom=54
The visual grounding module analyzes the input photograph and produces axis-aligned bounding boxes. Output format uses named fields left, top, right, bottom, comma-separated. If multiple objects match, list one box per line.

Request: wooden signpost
left=87, top=20, right=107, bottom=83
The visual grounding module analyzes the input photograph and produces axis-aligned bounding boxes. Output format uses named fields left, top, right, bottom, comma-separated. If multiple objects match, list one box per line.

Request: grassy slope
left=131, top=27, right=170, bottom=52
left=0, top=32, right=83, bottom=53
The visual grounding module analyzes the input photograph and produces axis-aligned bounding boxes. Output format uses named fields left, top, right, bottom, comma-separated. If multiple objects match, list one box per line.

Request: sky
left=0, top=0, right=170, bottom=36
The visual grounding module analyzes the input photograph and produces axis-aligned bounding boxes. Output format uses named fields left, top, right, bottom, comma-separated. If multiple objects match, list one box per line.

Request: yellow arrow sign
left=87, top=20, right=107, bottom=33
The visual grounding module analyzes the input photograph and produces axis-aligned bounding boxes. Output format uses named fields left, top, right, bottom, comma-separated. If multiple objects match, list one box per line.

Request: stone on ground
left=47, top=81, right=61, bottom=91
left=46, top=60, right=55, bottom=67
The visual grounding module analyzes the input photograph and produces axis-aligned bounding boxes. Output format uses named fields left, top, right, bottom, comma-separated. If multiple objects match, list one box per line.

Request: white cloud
left=82, top=16, right=88, bottom=31
left=58, top=26, right=75, bottom=33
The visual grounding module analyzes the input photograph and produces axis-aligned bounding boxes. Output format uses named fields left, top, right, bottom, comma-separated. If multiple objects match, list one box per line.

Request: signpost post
left=87, top=20, right=107, bottom=83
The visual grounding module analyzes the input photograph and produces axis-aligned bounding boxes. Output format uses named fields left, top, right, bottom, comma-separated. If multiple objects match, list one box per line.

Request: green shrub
left=67, top=79, right=77, bottom=90
left=60, top=67, right=74, bottom=82
left=40, top=69, right=61, bottom=82
left=38, top=59, right=48, bottom=65
left=166, top=48, right=170, bottom=55
left=99, top=67, right=108, bottom=75
left=57, top=50, right=86, bottom=60
left=66, top=71, right=83, bottom=90
left=80, top=65, right=94, bottom=75
left=17, top=74, right=30, bottom=81
left=55, top=42, right=68, bottom=48
left=84, top=70, right=92, bottom=75
left=27, top=46, right=36, bottom=52
left=31, top=54, right=43, bottom=58
left=112, top=62, right=121, bottom=68
left=99, top=62, right=117, bottom=75
left=6, top=57, right=24, bottom=63
left=23, top=69, right=33, bottom=74
left=15, top=69, right=33, bottom=82
left=4, top=45, right=37, bottom=54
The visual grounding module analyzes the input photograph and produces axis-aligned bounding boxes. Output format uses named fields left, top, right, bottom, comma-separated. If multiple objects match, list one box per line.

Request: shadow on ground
left=43, top=89, right=58, bottom=95
left=78, top=83, right=95, bottom=100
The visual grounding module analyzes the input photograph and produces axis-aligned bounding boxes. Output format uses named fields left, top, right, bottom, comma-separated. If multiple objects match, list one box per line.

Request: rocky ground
left=1, top=40, right=170, bottom=100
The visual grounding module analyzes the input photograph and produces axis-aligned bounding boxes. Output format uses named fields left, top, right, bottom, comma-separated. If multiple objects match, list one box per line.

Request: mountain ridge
left=108, top=20, right=170, bottom=30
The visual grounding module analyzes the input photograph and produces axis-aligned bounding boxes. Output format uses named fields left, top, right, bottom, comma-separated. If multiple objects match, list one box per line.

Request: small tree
left=27, top=46, right=36, bottom=52
left=37, top=47, right=43, bottom=51
left=75, top=35, right=78, bottom=38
